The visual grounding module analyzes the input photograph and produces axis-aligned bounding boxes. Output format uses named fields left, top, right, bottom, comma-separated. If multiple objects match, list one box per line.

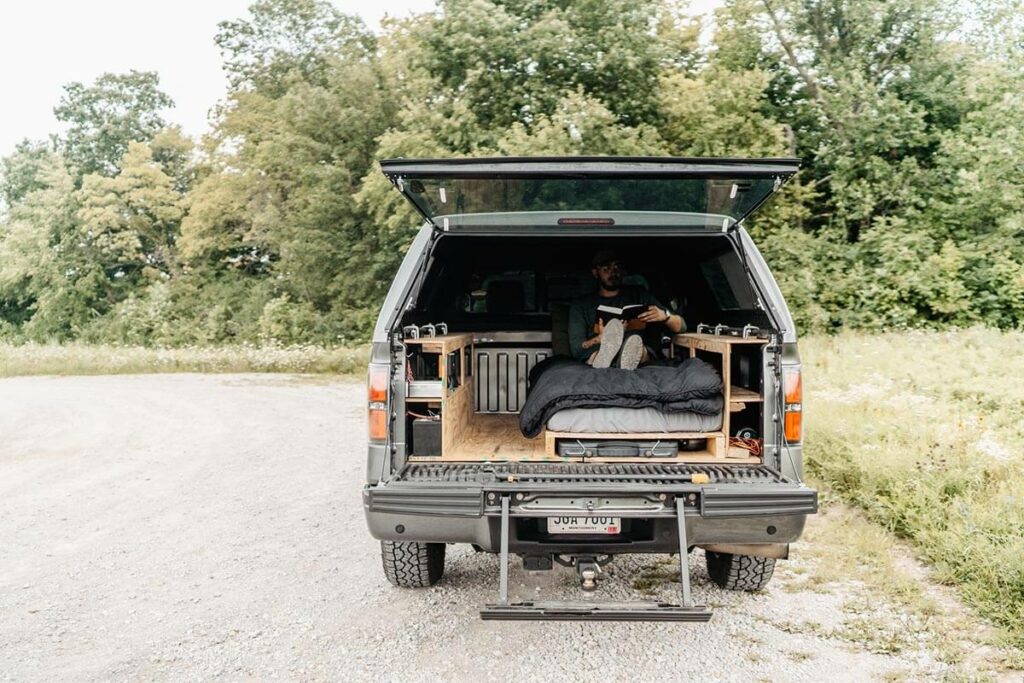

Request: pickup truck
left=362, top=157, right=817, bottom=621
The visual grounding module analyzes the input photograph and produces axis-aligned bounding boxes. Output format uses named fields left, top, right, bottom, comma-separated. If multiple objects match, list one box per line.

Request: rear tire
left=381, top=541, right=445, bottom=587
left=705, top=551, right=775, bottom=591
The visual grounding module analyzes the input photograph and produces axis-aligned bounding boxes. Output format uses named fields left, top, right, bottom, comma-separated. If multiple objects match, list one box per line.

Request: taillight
left=783, top=367, right=802, bottom=443
left=368, top=364, right=389, bottom=441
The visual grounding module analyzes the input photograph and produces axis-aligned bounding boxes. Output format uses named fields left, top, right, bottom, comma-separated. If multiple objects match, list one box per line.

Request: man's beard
left=600, top=273, right=622, bottom=290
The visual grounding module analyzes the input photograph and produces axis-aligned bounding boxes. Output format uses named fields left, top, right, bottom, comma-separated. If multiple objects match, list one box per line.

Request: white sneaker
left=590, top=319, right=624, bottom=369
left=618, top=334, right=644, bottom=370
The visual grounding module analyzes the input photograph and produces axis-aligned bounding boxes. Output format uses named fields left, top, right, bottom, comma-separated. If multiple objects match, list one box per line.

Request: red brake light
left=557, top=217, right=615, bottom=226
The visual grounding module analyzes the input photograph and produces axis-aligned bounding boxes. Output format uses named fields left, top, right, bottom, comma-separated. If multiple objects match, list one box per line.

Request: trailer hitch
left=552, top=554, right=613, bottom=591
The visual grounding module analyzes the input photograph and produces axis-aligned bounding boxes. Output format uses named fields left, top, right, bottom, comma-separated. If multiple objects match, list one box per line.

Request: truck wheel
left=705, top=550, right=775, bottom=591
left=381, top=541, right=445, bottom=587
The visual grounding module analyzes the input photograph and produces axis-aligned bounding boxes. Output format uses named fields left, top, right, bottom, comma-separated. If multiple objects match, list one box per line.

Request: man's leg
left=618, top=333, right=645, bottom=370
left=589, top=319, right=624, bottom=368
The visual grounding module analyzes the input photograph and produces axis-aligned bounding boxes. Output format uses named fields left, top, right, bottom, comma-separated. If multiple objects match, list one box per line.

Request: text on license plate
left=547, top=517, right=621, bottom=534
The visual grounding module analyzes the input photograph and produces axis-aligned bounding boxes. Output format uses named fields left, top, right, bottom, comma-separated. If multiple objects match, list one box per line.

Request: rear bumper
left=363, top=463, right=816, bottom=553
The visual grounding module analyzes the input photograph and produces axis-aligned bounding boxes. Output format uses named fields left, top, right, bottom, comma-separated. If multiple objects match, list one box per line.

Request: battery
left=412, top=418, right=442, bottom=456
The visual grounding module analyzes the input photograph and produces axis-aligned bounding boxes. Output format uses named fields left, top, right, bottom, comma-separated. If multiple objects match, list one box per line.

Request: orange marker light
left=368, top=408, right=388, bottom=441
left=784, top=411, right=802, bottom=443
left=783, top=367, right=802, bottom=443
left=368, top=365, right=389, bottom=441
left=368, top=365, right=388, bottom=403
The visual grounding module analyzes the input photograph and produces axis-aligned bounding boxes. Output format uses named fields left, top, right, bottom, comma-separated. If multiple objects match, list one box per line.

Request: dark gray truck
left=362, top=157, right=817, bottom=621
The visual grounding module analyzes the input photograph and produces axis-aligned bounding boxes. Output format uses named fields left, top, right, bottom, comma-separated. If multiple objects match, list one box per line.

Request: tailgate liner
left=395, top=462, right=785, bottom=486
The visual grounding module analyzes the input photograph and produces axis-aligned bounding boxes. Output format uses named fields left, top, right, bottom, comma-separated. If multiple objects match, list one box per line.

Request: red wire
left=728, top=437, right=763, bottom=457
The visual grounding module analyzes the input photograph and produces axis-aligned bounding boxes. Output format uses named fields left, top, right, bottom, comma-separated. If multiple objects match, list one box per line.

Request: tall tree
left=76, top=141, right=186, bottom=284
left=183, top=0, right=395, bottom=340
left=714, top=0, right=967, bottom=242
left=0, top=153, right=82, bottom=337
left=414, top=0, right=669, bottom=133
left=215, top=0, right=375, bottom=95
left=54, top=71, right=175, bottom=178
left=0, top=140, right=53, bottom=211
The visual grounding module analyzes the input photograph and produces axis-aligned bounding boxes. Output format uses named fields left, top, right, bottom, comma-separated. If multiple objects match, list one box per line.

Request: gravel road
left=0, top=374, right=958, bottom=681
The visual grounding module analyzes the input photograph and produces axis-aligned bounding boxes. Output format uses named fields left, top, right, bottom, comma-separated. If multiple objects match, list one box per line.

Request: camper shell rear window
left=407, top=234, right=767, bottom=331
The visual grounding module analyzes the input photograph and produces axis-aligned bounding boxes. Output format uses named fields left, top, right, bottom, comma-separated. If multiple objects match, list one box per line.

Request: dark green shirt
left=567, top=286, right=670, bottom=361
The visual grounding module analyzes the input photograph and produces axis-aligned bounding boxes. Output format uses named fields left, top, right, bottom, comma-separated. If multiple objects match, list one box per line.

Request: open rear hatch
left=380, top=156, right=799, bottom=232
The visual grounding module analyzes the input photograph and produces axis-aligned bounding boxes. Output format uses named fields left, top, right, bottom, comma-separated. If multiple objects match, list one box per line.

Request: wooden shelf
left=403, top=332, right=475, bottom=457
left=404, top=332, right=474, bottom=355
left=673, top=332, right=769, bottom=347
left=730, top=386, right=762, bottom=403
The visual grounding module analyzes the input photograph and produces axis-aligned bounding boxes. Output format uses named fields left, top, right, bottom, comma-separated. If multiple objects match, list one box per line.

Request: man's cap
left=591, top=249, right=622, bottom=268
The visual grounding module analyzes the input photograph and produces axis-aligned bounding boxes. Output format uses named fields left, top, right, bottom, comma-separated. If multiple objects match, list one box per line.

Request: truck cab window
left=462, top=270, right=537, bottom=314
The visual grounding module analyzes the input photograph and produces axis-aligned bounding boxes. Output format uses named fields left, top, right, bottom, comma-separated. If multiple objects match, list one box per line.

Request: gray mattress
left=546, top=406, right=722, bottom=433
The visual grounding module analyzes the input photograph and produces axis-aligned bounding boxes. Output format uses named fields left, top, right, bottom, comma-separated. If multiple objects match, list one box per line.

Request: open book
left=596, top=303, right=646, bottom=324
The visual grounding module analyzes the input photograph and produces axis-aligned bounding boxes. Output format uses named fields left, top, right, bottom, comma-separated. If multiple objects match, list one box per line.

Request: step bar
left=480, top=495, right=712, bottom=622
left=481, top=602, right=713, bottom=621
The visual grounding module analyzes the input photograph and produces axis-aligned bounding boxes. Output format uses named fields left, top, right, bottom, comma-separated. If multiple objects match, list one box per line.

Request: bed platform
left=403, top=332, right=767, bottom=464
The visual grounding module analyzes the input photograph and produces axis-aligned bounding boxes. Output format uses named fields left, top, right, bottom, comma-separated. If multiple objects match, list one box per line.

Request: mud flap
left=480, top=496, right=712, bottom=622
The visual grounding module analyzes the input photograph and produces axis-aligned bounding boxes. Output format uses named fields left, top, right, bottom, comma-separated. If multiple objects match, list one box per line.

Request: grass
left=0, top=342, right=370, bottom=377
left=803, top=327, right=1024, bottom=655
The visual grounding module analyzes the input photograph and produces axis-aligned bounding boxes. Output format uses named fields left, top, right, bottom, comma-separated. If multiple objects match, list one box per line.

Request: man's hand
left=637, top=305, right=669, bottom=324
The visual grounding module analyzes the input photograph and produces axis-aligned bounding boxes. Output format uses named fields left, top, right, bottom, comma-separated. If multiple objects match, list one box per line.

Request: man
left=568, top=249, right=686, bottom=369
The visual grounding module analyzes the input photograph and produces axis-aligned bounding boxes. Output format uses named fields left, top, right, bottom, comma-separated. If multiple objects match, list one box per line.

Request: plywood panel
left=444, top=413, right=547, bottom=460
left=440, top=382, right=473, bottom=454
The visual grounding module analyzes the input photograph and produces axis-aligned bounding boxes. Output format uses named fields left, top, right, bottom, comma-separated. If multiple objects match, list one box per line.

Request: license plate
left=547, top=517, right=621, bottom=534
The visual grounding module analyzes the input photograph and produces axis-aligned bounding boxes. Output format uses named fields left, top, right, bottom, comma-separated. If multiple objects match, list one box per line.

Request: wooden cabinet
left=673, top=333, right=767, bottom=459
left=404, top=333, right=474, bottom=457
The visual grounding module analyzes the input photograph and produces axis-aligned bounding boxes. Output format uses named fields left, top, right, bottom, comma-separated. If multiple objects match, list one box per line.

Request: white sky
left=0, top=0, right=719, bottom=157
left=0, top=0, right=435, bottom=156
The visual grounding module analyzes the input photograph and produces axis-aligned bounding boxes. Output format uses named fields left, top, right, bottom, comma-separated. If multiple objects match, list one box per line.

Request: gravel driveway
left=0, top=374, right=962, bottom=681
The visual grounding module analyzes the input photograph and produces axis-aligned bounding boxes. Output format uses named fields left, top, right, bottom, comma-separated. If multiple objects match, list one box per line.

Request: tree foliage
left=53, top=71, right=175, bottom=179
left=1, top=0, right=1023, bottom=344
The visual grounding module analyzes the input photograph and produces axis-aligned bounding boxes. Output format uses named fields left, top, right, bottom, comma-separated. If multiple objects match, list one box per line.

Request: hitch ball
left=575, top=558, right=602, bottom=591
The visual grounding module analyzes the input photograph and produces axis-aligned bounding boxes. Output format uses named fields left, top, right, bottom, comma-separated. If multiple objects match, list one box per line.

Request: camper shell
left=362, top=157, right=816, bottom=621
